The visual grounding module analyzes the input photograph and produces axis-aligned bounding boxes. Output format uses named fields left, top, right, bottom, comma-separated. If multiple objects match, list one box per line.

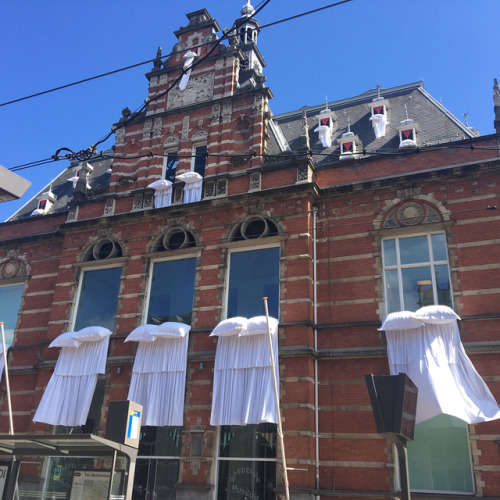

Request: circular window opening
left=159, top=229, right=196, bottom=251
left=91, top=239, right=122, bottom=261
left=243, top=218, right=267, bottom=239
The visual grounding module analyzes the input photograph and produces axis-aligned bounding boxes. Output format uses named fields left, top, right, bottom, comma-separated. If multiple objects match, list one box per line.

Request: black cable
left=260, top=0, right=352, bottom=29
left=0, top=0, right=349, bottom=110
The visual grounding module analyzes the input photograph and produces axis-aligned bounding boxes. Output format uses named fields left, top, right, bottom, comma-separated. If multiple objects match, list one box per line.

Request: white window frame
left=224, top=243, right=280, bottom=320
left=143, top=253, right=198, bottom=325
left=162, top=149, right=178, bottom=182
left=382, top=231, right=453, bottom=314
left=0, top=282, right=24, bottom=344
left=71, top=263, right=123, bottom=331
left=191, top=143, right=207, bottom=177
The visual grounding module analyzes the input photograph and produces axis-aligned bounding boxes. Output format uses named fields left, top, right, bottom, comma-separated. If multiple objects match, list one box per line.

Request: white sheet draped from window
left=149, top=179, right=173, bottom=209
left=0, top=343, right=10, bottom=384
left=210, top=317, right=279, bottom=426
left=382, top=307, right=500, bottom=424
left=126, top=323, right=190, bottom=426
left=33, top=335, right=110, bottom=426
left=176, top=172, right=203, bottom=203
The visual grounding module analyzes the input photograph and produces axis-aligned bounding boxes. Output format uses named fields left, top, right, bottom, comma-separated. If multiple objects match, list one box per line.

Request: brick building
left=1, top=4, right=500, bottom=500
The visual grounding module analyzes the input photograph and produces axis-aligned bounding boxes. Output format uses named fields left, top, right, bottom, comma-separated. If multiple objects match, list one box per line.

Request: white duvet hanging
left=149, top=179, right=173, bottom=209
left=381, top=307, right=500, bottom=424
left=126, top=322, right=190, bottom=426
left=210, top=316, right=279, bottom=426
left=33, top=328, right=111, bottom=427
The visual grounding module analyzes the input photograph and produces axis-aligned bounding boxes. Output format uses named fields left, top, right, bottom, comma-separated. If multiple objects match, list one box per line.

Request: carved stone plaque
left=167, top=73, right=214, bottom=109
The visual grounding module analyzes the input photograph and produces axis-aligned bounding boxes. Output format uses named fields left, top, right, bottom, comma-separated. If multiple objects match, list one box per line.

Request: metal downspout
left=313, top=208, right=320, bottom=500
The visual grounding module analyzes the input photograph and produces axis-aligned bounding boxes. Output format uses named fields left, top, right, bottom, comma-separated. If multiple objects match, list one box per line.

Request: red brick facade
left=1, top=7, right=500, bottom=500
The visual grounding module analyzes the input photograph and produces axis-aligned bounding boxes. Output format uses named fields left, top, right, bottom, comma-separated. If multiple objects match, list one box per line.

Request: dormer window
left=337, top=132, right=361, bottom=160
left=31, top=190, right=56, bottom=216
left=397, top=119, right=419, bottom=148
left=369, top=98, right=388, bottom=138
left=314, top=106, right=337, bottom=149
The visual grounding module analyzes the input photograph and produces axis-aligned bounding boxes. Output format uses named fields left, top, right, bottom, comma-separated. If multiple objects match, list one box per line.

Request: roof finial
left=241, top=0, right=255, bottom=16
left=344, top=109, right=352, bottom=133
left=463, top=112, right=469, bottom=127
left=376, top=84, right=382, bottom=98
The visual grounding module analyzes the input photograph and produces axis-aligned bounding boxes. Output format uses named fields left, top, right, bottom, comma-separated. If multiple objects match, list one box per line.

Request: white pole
left=0, top=322, right=14, bottom=434
left=263, top=297, right=290, bottom=500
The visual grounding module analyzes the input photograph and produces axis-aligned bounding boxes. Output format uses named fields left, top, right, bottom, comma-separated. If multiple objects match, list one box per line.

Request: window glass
left=74, top=268, right=122, bottom=331
left=399, top=235, right=429, bottom=265
left=384, top=269, right=400, bottom=314
left=0, top=284, right=24, bottom=344
left=147, top=258, right=196, bottom=325
left=383, top=234, right=452, bottom=313
left=401, top=266, right=433, bottom=311
left=408, top=415, right=474, bottom=493
left=228, top=247, right=280, bottom=319
left=193, top=144, right=207, bottom=177
left=217, top=424, right=277, bottom=500
left=134, top=427, right=182, bottom=500
left=383, top=239, right=397, bottom=267
left=164, top=151, right=178, bottom=183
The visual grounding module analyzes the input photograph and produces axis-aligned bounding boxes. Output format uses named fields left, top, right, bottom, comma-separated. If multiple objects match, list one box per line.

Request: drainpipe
left=313, top=208, right=320, bottom=500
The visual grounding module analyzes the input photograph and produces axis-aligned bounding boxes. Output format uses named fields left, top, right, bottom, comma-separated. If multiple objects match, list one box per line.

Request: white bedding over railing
left=382, top=306, right=500, bottom=424
left=33, top=337, right=110, bottom=426
left=126, top=323, right=190, bottom=426
left=210, top=317, right=279, bottom=426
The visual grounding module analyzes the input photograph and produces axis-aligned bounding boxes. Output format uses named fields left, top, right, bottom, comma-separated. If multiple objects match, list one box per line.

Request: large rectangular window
left=217, top=424, right=277, bottom=500
left=146, top=258, right=196, bottom=325
left=192, top=144, right=207, bottom=177
left=383, top=233, right=452, bottom=313
left=227, top=247, right=280, bottom=319
left=74, top=267, right=122, bottom=331
left=408, top=415, right=474, bottom=493
left=163, top=150, right=178, bottom=183
left=0, top=283, right=24, bottom=344
left=134, top=427, right=183, bottom=500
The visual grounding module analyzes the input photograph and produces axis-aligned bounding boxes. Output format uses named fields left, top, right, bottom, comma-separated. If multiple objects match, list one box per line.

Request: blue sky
left=1, top=0, right=499, bottom=222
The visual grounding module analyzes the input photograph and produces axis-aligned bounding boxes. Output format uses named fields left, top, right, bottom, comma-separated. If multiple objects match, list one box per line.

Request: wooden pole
left=0, top=322, right=14, bottom=434
left=263, top=298, right=290, bottom=500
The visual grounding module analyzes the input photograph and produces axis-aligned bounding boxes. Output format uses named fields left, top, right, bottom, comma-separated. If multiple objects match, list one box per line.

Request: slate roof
left=266, top=81, right=476, bottom=165
left=7, top=154, right=113, bottom=222
left=8, top=82, right=477, bottom=221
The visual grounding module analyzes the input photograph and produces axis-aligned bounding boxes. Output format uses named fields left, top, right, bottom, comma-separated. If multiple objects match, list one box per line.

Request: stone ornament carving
left=115, top=127, right=125, bottom=146
left=297, top=163, right=312, bottom=183
left=132, top=193, right=144, bottom=211
left=67, top=205, right=79, bottom=222
left=143, top=119, right=153, bottom=140
left=104, top=198, right=116, bottom=216
left=204, top=180, right=216, bottom=198
left=167, top=73, right=214, bottom=109
left=383, top=201, right=443, bottom=229
left=211, top=104, right=221, bottom=125
left=153, top=117, right=162, bottom=138
left=1, top=258, right=26, bottom=280
left=222, top=102, right=232, bottom=123
left=192, top=120, right=207, bottom=140
left=249, top=172, right=261, bottom=191
left=144, top=192, right=154, bottom=209
left=182, top=114, right=190, bottom=141
left=173, top=186, right=184, bottom=204
left=217, top=179, right=227, bottom=196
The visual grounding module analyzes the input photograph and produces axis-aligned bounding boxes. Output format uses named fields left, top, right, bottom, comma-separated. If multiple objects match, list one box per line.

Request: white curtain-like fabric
left=210, top=321, right=279, bottom=426
left=33, top=338, right=109, bottom=426
left=370, top=113, right=387, bottom=138
left=127, top=335, right=189, bottom=426
left=183, top=180, right=203, bottom=203
left=314, top=124, right=332, bottom=148
left=149, top=180, right=173, bottom=209
left=179, top=51, right=197, bottom=91
left=385, top=321, right=500, bottom=424
left=0, top=344, right=10, bottom=384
